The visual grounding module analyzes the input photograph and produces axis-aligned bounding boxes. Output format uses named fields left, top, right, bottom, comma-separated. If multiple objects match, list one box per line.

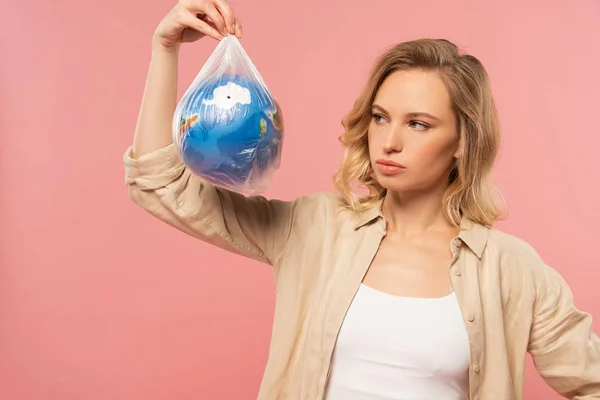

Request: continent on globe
left=179, top=115, right=199, bottom=136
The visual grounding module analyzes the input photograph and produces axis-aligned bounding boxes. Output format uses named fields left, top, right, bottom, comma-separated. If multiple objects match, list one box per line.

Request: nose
left=382, top=126, right=403, bottom=154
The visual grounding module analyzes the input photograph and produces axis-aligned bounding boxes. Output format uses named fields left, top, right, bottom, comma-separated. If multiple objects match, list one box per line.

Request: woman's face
left=368, top=69, right=460, bottom=193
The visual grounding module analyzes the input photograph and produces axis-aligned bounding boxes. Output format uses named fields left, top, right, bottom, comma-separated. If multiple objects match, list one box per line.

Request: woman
left=124, top=0, right=600, bottom=399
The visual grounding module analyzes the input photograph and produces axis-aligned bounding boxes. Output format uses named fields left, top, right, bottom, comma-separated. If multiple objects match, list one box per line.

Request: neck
left=381, top=184, right=456, bottom=236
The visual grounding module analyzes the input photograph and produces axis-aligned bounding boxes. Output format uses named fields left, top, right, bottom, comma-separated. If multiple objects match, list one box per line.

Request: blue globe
left=176, top=74, right=284, bottom=193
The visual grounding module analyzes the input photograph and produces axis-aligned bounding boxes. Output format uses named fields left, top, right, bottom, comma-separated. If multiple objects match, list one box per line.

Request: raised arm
left=125, top=0, right=297, bottom=265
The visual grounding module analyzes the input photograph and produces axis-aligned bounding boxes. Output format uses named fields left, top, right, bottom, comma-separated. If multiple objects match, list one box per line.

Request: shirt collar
left=352, top=197, right=489, bottom=258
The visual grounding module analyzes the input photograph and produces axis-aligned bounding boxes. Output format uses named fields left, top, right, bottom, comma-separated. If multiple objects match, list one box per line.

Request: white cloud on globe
left=202, top=82, right=252, bottom=110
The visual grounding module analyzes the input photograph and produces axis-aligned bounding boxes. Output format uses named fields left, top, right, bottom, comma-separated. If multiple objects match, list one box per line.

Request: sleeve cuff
left=123, top=143, right=186, bottom=190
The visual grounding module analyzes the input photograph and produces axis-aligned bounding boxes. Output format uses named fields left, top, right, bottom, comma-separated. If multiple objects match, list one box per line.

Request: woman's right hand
left=153, top=0, right=243, bottom=50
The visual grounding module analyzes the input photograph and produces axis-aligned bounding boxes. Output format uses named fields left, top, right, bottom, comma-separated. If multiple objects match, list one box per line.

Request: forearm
left=132, top=43, right=180, bottom=158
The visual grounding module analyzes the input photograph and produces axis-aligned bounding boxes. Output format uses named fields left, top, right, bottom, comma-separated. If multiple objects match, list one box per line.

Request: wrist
left=151, top=39, right=181, bottom=56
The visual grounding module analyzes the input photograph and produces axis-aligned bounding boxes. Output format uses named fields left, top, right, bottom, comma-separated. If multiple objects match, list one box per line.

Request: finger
left=198, top=14, right=221, bottom=33
left=178, top=10, right=223, bottom=40
left=213, top=0, right=236, bottom=34
left=233, top=15, right=243, bottom=38
left=197, top=3, right=228, bottom=36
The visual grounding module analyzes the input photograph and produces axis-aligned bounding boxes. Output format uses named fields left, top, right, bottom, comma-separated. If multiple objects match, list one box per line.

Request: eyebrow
left=371, top=104, right=441, bottom=122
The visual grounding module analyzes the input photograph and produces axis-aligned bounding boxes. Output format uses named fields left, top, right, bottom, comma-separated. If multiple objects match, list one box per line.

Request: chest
left=335, top=284, right=471, bottom=371
left=325, top=284, right=471, bottom=399
left=273, top=224, right=530, bottom=400
left=363, top=232, right=458, bottom=298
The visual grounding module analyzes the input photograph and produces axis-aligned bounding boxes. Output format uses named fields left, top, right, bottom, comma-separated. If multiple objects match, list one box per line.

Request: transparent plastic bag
left=172, top=35, right=284, bottom=195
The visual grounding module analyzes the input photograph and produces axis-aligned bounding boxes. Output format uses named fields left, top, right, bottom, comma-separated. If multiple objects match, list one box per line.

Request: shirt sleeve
left=528, top=263, right=600, bottom=399
left=123, top=143, right=300, bottom=265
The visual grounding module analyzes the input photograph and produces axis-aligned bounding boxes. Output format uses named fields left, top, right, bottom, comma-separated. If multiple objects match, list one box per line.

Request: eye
left=372, top=113, right=387, bottom=124
left=408, top=120, right=429, bottom=131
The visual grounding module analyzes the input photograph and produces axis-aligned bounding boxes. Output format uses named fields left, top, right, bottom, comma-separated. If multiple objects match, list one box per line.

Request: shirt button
left=468, top=315, right=475, bottom=322
left=453, top=269, right=462, bottom=276
left=453, top=238, right=462, bottom=247
left=473, top=365, right=481, bottom=373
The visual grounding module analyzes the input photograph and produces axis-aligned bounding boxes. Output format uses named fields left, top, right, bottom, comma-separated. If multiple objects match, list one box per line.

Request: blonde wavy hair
left=333, top=38, right=506, bottom=227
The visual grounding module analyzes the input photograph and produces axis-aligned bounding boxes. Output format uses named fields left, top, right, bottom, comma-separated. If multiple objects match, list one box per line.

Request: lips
left=376, top=159, right=406, bottom=168
left=375, top=159, right=406, bottom=175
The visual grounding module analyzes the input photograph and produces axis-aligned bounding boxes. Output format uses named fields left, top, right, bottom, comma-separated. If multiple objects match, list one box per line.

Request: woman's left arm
left=528, top=264, right=600, bottom=399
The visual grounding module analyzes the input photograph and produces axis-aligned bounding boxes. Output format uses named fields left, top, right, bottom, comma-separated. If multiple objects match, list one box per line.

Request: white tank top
left=324, top=284, right=470, bottom=400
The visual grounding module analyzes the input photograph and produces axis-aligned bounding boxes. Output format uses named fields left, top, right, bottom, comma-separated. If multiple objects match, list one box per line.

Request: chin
left=376, top=174, right=450, bottom=196
left=373, top=174, right=415, bottom=192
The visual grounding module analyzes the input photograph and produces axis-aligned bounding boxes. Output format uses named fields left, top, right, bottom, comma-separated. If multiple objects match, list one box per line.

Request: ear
left=453, top=139, right=463, bottom=159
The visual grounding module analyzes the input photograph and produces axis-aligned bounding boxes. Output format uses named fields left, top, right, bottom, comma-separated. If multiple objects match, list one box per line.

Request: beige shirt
left=123, top=143, right=600, bottom=400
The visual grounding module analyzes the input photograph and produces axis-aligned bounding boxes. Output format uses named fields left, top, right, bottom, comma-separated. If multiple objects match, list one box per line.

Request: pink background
left=2, top=0, right=599, bottom=398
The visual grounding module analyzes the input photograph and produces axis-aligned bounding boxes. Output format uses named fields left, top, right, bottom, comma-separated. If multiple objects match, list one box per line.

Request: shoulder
left=291, top=191, right=343, bottom=213
left=294, top=190, right=341, bottom=205
left=288, top=191, right=371, bottom=232
left=484, top=227, right=565, bottom=293
left=288, top=191, right=346, bottom=223
left=486, top=228, right=544, bottom=263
